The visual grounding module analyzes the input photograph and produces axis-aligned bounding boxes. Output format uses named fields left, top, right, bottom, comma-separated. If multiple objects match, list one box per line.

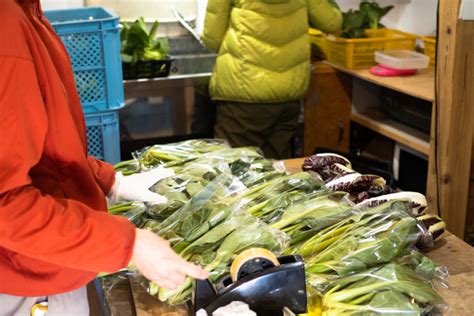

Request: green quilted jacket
left=202, top=0, right=342, bottom=103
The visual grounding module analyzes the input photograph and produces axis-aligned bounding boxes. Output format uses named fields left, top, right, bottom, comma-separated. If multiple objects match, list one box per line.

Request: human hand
left=109, top=167, right=175, bottom=204
left=131, top=229, right=208, bottom=290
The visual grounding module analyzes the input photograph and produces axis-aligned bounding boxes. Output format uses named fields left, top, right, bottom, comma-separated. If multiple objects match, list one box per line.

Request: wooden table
left=104, top=158, right=474, bottom=316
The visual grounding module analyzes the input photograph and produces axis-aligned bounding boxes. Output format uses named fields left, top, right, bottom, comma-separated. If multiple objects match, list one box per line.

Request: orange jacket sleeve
left=0, top=57, right=135, bottom=273
left=87, top=156, right=116, bottom=195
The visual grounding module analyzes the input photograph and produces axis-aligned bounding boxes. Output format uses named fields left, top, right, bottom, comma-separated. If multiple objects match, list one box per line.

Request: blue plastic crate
left=85, top=110, right=121, bottom=164
left=44, top=7, right=124, bottom=113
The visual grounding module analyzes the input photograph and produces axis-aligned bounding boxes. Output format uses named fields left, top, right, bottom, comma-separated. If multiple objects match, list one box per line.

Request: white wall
left=337, top=0, right=438, bottom=36
left=85, top=0, right=196, bottom=22
left=40, top=0, right=438, bottom=36
left=41, top=0, right=84, bottom=10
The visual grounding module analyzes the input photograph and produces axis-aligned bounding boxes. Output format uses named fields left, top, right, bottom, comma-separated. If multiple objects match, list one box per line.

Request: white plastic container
left=375, top=50, right=430, bottom=70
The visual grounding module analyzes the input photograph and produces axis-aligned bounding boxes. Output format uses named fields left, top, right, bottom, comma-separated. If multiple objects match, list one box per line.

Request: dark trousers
left=214, top=100, right=301, bottom=159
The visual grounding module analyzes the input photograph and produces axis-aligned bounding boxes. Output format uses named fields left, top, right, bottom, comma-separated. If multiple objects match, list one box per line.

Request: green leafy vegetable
left=108, top=139, right=447, bottom=312
left=316, top=263, right=445, bottom=315
left=341, top=1, right=394, bottom=38
left=269, top=191, right=353, bottom=243
left=304, top=202, right=420, bottom=276
left=108, top=202, right=147, bottom=227
left=121, top=17, right=171, bottom=63
left=157, top=213, right=289, bottom=304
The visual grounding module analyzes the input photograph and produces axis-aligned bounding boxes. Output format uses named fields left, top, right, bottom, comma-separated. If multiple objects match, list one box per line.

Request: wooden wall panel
left=304, top=62, right=352, bottom=156
left=428, top=0, right=474, bottom=238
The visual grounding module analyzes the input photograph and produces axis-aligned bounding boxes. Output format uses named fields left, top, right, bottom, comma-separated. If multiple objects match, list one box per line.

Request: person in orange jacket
left=0, top=0, right=207, bottom=314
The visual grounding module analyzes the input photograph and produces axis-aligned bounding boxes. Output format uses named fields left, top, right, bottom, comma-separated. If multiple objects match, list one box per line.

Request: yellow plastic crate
left=423, top=36, right=437, bottom=67
left=309, top=28, right=327, bottom=58
left=325, top=29, right=419, bottom=69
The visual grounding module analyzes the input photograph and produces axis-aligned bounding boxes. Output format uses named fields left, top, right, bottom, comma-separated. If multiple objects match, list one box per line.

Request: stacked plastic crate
left=44, top=7, right=123, bottom=164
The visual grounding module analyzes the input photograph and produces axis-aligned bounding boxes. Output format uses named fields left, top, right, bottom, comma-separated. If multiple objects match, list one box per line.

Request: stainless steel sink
left=169, top=53, right=216, bottom=75
left=168, top=36, right=216, bottom=76
left=121, top=35, right=217, bottom=146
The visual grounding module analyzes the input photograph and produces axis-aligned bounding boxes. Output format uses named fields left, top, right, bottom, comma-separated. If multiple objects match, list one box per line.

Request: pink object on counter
left=369, top=64, right=418, bottom=77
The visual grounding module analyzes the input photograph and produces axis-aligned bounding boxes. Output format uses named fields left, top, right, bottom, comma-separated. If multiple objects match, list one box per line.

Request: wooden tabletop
left=105, top=158, right=474, bottom=315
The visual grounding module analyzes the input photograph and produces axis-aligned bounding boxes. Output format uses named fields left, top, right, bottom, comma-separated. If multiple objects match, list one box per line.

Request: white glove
left=108, top=167, right=175, bottom=205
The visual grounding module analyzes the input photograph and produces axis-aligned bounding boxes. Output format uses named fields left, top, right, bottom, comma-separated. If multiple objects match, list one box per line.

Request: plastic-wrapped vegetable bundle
left=171, top=157, right=230, bottom=179
left=146, top=159, right=232, bottom=220
left=203, top=146, right=265, bottom=164
left=249, top=189, right=319, bottom=224
left=153, top=212, right=290, bottom=305
left=397, top=249, right=449, bottom=287
left=173, top=148, right=282, bottom=188
left=149, top=172, right=323, bottom=255
left=144, top=172, right=246, bottom=248
left=140, top=139, right=230, bottom=167
left=240, top=172, right=327, bottom=222
left=191, top=146, right=286, bottom=188
left=313, top=263, right=447, bottom=316
left=114, top=139, right=230, bottom=174
left=117, top=147, right=283, bottom=221
left=203, top=146, right=277, bottom=177
left=146, top=174, right=209, bottom=220
left=301, top=202, right=421, bottom=277
left=268, top=191, right=354, bottom=246
left=108, top=202, right=147, bottom=227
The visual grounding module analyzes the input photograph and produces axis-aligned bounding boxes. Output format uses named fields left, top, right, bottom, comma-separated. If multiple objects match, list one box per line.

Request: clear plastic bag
left=200, top=146, right=283, bottom=187
left=147, top=172, right=246, bottom=249
left=269, top=190, right=354, bottom=245
left=114, top=139, right=230, bottom=175
left=108, top=202, right=147, bottom=227
left=313, top=263, right=448, bottom=315
left=302, top=201, right=421, bottom=277
left=156, top=211, right=290, bottom=305
left=132, top=211, right=290, bottom=306
left=397, top=249, right=449, bottom=289
left=239, top=172, right=327, bottom=223
left=139, top=139, right=230, bottom=169
left=146, top=159, right=233, bottom=220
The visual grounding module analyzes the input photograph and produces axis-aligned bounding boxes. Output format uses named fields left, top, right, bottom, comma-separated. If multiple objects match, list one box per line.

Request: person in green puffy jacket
left=201, top=0, right=342, bottom=159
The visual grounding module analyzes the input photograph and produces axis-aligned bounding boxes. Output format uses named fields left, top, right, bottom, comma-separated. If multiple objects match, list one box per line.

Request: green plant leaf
left=149, top=20, right=160, bottom=39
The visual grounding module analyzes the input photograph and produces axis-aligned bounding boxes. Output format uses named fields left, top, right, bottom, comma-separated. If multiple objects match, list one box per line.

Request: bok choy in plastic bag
left=108, top=202, right=147, bottom=227
left=114, top=139, right=230, bottom=174
left=302, top=202, right=421, bottom=277
left=146, top=159, right=231, bottom=220
left=313, top=263, right=447, bottom=316
left=154, top=212, right=289, bottom=305
left=145, top=172, right=246, bottom=248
